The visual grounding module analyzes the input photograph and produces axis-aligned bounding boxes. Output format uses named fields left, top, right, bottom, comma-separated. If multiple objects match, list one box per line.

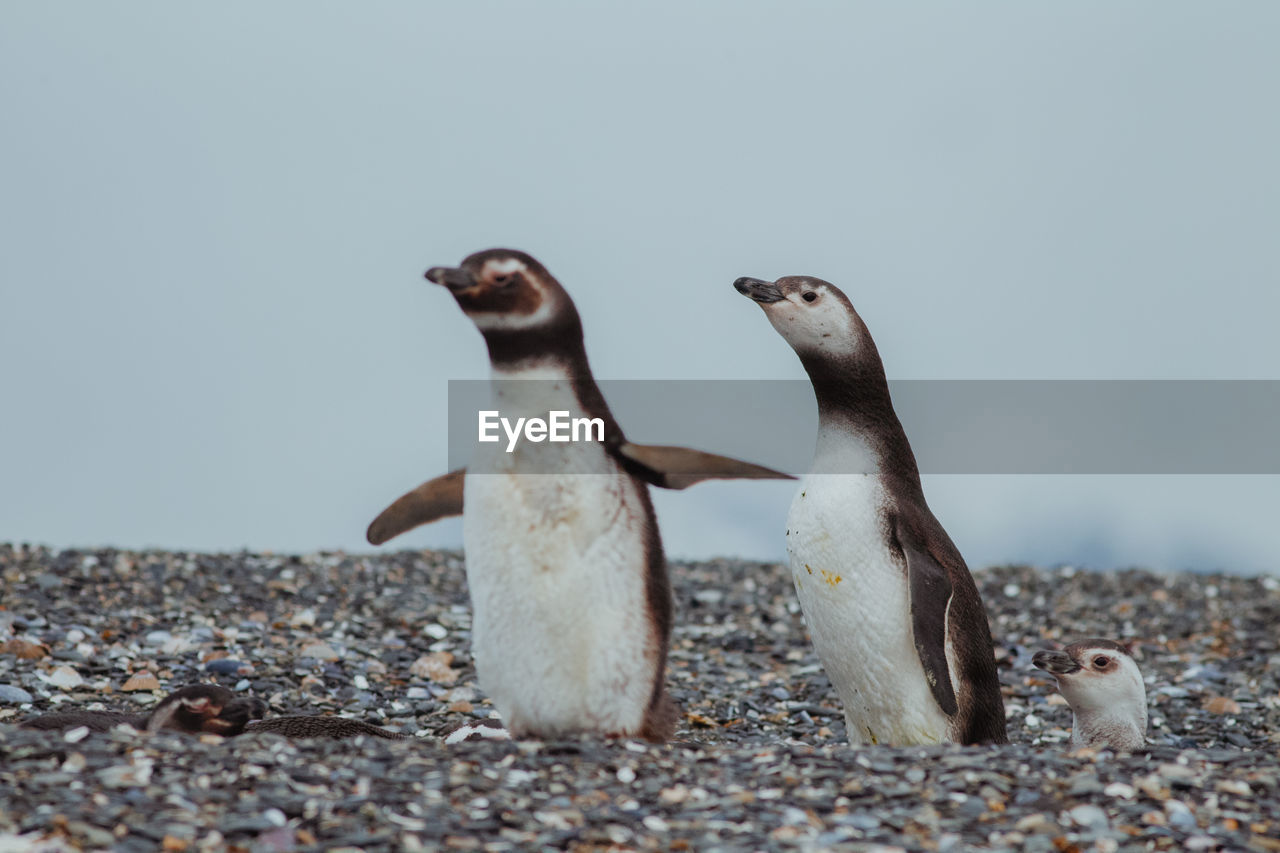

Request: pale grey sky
left=3, top=3, right=1278, bottom=571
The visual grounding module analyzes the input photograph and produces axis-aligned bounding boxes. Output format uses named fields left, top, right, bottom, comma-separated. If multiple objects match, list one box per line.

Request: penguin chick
left=19, top=684, right=267, bottom=736
left=735, top=274, right=1008, bottom=745
left=1033, top=639, right=1147, bottom=751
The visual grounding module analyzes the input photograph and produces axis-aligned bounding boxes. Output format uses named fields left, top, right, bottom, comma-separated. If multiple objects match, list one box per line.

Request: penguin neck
left=1072, top=710, right=1146, bottom=750
left=799, top=350, right=922, bottom=492
left=484, top=323, right=624, bottom=442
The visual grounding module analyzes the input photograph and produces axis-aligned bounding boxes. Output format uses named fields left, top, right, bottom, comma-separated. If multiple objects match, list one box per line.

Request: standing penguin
left=734, top=274, right=1007, bottom=745
left=368, top=249, right=790, bottom=742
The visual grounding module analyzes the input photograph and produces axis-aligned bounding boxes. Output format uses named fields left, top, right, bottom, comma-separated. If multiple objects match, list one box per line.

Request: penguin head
left=426, top=248, right=576, bottom=334
left=733, top=275, right=871, bottom=358
left=1033, top=639, right=1146, bottom=719
left=145, top=683, right=266, bottom=735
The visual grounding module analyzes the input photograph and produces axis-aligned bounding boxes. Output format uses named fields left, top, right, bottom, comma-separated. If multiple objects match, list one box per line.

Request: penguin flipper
left=616, top=443, right=794, bottom=490
left=366, top=469, right=466, bottom=545
left=894, top=521, right=960, bottom=717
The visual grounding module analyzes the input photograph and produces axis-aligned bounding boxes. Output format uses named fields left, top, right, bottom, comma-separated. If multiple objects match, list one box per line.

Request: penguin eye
left=493, top=273, right=514, bottom=286
left=1093, top=656, right=1110, bottom=668
left=802, top=292, right=817, bottom=303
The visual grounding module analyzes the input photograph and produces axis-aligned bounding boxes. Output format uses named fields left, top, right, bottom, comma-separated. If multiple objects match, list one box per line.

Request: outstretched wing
left=366, top=469, right=466, bottom=545
left=617, top=443, right=794, bottom=490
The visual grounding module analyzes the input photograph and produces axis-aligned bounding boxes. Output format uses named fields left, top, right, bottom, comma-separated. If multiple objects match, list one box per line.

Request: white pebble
left=46, top=666, right=84, bottom=689
left=290, top=609, right=317, bottom=628
left=615, top=766, right=637, bottom=784
left=423, top=623, right=448, bottom=640
left=1068, top=804, right=1109, bottom=830
left=1104, top=782, right=1135, bottom=799
left=1003, top=583, right=1020, bottom=598
left=642, top=815, right=669, bottom=833
left=63, top=726, right=90, bottom=744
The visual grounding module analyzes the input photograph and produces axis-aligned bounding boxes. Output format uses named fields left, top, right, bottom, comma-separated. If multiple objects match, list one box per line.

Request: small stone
left=659, top=785, right=690, bottom=805
left=1104, top=782, right=1135, bottom=799
left=121, top=671, right=161, bottom=692
left=1069, top=804, right=1109, bottom=831
left=46, top=665, right=84, bottom=689
left=1204, top=695, right=1241, bottom=715
left=205, top=658, right=247, bottom=675
left=1164, top=800, right=1198, bottom=829
left=1216, top=779, right=1252, bottom=796
left=616, top=766, right=637, bottom=784
left=422, top=623, right=448, bottom=640
left=64, top=726, right=91, bottom=743
left=298, top=641, right=339, bottom=661
left=410, top=651, right=458, bottom=684
left=0, top=684, right=34, bottom=704
left=144, top=630, right=172, bottom=646
left=1014, top=814, right=1052, bottom=833
left=2, top=638, right=47, bottom=659
left=290, top=608, right=317, bottom=628
left=642, top=815, right=669, bottom=833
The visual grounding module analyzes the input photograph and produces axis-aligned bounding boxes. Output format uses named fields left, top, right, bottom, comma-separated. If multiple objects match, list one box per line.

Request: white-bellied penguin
left=368, top=249, right=792, bottom=742
left=734, top=273, right=1007, bottom=745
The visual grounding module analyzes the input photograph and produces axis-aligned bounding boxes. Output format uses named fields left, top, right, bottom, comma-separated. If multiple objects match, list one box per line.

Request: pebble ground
left=2, top=544, right=1279, bottom=851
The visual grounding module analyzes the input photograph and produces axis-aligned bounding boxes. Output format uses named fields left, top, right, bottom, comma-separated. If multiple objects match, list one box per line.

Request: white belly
left=786, top=473, right=950, bottom=745
left=463, top=439, right=658, bottom=737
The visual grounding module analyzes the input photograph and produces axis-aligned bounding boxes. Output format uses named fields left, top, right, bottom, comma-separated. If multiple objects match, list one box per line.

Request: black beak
left=1032, top=649, right=1081, bottom=675
left=734, top=277, right=785, bottom=304
left=425, top=266, right=476, bottom=292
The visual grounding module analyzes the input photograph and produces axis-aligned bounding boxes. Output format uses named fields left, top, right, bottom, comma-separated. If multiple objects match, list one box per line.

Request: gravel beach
left=2, top=543, right=1278, bottom=851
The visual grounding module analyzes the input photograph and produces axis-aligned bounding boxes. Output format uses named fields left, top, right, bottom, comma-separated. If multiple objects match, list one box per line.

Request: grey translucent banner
left=446, top=380, right=1280, bottom=474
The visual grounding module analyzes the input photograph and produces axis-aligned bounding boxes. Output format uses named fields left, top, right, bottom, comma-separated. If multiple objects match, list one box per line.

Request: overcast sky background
left=3, top=3, right=1278, bottom=573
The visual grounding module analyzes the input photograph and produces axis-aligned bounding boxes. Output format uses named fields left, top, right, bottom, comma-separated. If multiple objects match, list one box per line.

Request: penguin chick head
left=426, top=248, right=576, bottom=335
left=1033, top=639, right=1146, bottom=721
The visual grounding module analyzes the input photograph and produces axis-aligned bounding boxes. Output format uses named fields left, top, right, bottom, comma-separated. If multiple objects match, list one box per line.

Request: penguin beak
left=425, top=266, right=477, bottom=292
left=1032, top=649, right=1082, bottom=675
left=734, top=277, right=786, bottom=304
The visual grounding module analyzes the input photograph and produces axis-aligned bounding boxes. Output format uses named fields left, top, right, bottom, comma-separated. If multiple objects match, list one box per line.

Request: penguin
left=19, top=684, right=267, bottom=735
left=367, top=248, right=792, bottom=742
left=734, top=274, right=1007, bottom=746
left=19, top=684, right=410, bottom=740
left=1032, top=639, right=1147, bottom=751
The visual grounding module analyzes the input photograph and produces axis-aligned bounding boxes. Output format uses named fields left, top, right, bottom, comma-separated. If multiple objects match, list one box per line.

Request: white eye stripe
left=486, top=258, right=525, bottom=276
